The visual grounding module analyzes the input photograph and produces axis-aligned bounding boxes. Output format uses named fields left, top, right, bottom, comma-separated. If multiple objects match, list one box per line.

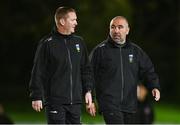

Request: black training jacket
left=29, top=30, right=93, bottom=105
left=90, top=36, right=160, bottom=113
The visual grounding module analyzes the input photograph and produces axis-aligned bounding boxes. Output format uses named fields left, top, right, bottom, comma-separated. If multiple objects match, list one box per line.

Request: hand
left=32, top=100, right=43, bottom=112
left=85, top=91, right=92, bottom=108
left=86, top=102, right=96, bottom=116
left=152, top=88, right=160, bottom=101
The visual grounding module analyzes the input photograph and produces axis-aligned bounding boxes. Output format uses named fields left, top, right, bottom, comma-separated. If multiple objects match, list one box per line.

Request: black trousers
left=102, top=110, right=136, bottom=124
left=45, top=104, right=81, bottom=124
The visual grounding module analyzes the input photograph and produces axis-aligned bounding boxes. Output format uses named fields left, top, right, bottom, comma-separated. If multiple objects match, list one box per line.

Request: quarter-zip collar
left=55, top=30, right=73, bottom=39
left=51, top=27, right=73, bottom=39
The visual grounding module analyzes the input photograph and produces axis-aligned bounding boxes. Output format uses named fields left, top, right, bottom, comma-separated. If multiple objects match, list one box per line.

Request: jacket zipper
left=64, top=39, right=73, bottom=104
left=120, top=47, right=124, bottom=102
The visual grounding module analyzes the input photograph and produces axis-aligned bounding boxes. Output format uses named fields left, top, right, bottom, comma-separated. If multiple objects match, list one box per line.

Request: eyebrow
left=111, top=24, right=124, bottom=27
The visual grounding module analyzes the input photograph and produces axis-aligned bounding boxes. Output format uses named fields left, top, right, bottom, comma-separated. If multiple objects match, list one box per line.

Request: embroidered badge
left=76, top=44, right=80, bottom=52
left=129, top=54, right=133, bottom=63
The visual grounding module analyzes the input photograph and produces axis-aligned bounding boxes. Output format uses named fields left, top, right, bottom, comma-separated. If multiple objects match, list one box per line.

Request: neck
left=57, top=27, right=71, bottom=35
left=116, top=40, right=125, bottom=45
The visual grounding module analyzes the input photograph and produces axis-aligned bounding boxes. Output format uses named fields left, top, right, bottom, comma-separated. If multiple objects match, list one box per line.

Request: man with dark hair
left=29, top=6, right=93, bottom=124
left=89, top=16, right=160, bottom=124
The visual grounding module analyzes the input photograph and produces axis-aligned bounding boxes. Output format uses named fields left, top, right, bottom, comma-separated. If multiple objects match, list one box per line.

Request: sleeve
left=89, top=47, right=101, bottom=102
left=89, top=48, right=100, bottom=84
left=80, top=40, right=94, bottom=94
left=29, top=40, right=50, bottom=101
left=138, top=49, right=160, bottom=90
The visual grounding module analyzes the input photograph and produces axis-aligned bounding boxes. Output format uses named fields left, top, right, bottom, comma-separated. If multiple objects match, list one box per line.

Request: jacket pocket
left=46, top=105, right=65, bottom=121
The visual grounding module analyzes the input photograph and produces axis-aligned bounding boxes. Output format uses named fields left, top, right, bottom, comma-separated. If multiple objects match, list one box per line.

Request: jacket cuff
left=31, top=96, right=42, bottom=101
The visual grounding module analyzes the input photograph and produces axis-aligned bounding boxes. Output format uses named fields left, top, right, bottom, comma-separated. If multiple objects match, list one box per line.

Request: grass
left=3, top=102, right=180, bottom=124
left=81, top=109, right=104, bottom=124
left=4, top=102, right=104, bottom=124
left=154, top=103, right=180, bottom=124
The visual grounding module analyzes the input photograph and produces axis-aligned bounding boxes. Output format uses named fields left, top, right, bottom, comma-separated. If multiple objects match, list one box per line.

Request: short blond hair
left=54, top=6, right=76, bottom=25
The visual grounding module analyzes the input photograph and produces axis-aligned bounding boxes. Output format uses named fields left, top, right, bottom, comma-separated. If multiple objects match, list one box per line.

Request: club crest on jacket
left=129, top=54, right=133, bottom=63
left=76, top=44, right=80, bottom=52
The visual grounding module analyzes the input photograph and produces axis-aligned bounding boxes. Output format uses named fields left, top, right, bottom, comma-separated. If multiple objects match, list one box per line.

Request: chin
left=113, top=39, right=120, bottom=42
left=71, top=30, right=75, bottom=33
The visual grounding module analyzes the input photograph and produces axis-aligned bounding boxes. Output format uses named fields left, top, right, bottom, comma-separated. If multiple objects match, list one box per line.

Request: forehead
left=66, top=12, right=77, bottom=19
left=110, top=18, right=128, bottom=26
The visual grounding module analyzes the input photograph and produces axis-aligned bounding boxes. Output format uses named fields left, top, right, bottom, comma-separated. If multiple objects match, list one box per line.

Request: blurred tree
left=0, top=0, right=76, bottom=101
left=76, top=0, right=133, bottom=50
left=130, top=0, right=180, bottom=102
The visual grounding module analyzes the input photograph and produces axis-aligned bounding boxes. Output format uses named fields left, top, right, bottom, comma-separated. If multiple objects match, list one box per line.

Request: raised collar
left=107, top=35, right=130, bottom=48
left=51, top=26, right=73, bottom=39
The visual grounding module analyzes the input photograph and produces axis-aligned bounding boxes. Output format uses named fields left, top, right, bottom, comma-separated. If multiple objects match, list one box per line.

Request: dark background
left=0, top=0, right=179, bottom=106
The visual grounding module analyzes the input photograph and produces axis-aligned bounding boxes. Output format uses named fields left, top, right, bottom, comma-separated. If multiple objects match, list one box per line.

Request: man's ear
left=59, top=18, right=65, bottom=25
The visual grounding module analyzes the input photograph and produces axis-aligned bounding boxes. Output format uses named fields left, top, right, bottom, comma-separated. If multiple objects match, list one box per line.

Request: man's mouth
left=113, top=35, right=120, bottom=38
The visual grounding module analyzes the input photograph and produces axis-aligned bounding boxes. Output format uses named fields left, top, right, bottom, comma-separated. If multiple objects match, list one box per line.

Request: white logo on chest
left=129, top=54, right=133, bottom=63
left=75, top=44, right=80, bottom=52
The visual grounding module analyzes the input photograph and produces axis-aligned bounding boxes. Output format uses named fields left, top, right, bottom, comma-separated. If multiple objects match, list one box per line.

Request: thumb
left=85, top=93, right=92, bottom=106
left=85, top=96, right=88, bottom=104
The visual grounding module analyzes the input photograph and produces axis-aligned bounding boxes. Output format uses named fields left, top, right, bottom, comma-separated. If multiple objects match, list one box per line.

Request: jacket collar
left=51, top=26, right=73, bottom=39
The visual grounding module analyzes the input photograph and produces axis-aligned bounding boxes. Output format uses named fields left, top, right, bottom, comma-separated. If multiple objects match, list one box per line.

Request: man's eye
left=118, top=26, right=123, bottom=29
left=111, top=26, right=115, bottom=29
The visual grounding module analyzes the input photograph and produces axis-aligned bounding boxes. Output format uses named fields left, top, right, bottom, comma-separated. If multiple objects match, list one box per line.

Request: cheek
left=70, top=23, right=74, bottom=27
left=126, top=29, right=129, bottom=34
left=121, top=30, right=127, bottom=35
left=109, top=31, right=113, bottom=36
left=110, top=30, right=115, bottom=34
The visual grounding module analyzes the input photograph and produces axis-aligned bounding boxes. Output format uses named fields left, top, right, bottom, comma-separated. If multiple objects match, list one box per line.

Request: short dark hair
left=55, top=6, right=76, bottom=25
left=110, top=16, right=129, bottom=28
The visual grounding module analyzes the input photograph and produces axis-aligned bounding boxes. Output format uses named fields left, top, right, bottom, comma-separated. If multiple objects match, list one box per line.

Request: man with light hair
left=29, top=6, right=93, bottom=124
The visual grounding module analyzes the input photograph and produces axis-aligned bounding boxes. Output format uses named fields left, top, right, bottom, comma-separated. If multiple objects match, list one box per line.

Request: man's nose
left=75, top=21, right=78, bottom=25
left=114, top=27, right=119, bottom=32
left=114, top=27, right=119, bottom=33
